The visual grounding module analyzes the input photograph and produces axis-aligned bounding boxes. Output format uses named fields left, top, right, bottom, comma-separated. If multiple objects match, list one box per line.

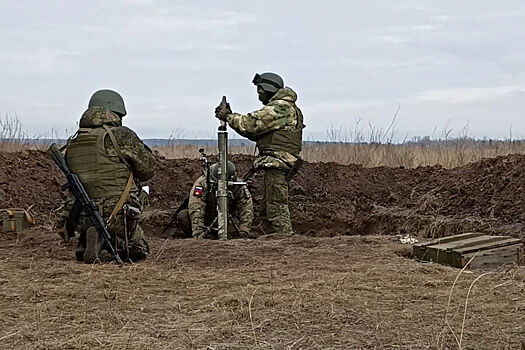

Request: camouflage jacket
left=188, top=174, right=253, bottom=236
left=226, top=87, right=303, bottom=170
left=60, top=107, right=155, bottom=222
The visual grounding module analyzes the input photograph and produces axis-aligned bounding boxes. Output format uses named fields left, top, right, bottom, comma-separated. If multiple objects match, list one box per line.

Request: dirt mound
left=1, top=150, right=524, bottom=238
left=0, top=150, right=63, bottom=225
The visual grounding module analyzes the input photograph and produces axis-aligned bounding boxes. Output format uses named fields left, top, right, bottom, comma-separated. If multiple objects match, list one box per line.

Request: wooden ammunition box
left=413, top=232, right=523, bottom=269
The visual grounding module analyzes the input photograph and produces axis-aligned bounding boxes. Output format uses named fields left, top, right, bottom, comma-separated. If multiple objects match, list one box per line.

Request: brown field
left=0, top=144, right=524, bottom=349
left=1, top=231, right=524, bottom=349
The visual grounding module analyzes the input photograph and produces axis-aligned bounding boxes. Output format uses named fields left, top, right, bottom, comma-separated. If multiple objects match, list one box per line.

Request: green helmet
left=210, top=161, right=236, bottom=182
left=88, top=89, right=127, bottom=117
left=252, top=72, right=284, bottom=93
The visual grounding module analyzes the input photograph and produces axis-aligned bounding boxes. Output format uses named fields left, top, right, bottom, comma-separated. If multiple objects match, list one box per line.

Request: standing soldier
left=58, top=89, right=156, bottom=263
left=214, top=73, right=304, bottom=235
left=176, top=161, right=254, bottom=239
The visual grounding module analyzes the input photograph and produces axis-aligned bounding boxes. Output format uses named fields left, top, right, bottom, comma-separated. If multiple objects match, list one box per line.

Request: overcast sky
left=1, top=0, right=525, bottom=141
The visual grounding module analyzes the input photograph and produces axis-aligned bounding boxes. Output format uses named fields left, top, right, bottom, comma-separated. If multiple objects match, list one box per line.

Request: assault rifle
left=47, top=143, right=124, bottom=267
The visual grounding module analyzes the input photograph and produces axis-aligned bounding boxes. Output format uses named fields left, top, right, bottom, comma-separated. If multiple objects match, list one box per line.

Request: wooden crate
left=413, top=232, right=523, bottom=269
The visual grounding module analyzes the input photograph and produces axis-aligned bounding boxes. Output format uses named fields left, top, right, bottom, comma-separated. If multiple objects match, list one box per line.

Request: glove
left=215, top=97, right=232, bottom=121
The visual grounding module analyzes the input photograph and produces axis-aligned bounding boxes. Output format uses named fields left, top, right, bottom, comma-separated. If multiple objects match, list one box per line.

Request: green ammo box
left=1, top=208, right=35, bottom=232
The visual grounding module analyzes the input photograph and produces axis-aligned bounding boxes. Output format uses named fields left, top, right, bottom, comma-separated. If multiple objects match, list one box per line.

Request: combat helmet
left=88, top=89, right=127, bottom=117
left=252, top=72, right=284, bottom=93
left=210, top=161, right=236, bottom=182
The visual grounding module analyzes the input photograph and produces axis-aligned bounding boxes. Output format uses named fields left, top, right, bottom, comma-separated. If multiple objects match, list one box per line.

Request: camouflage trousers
left=261, top=168, right=293, bottom=235
left=77, top=213, right=150, bottom=262
left=177, top=208, right=239, bottom=239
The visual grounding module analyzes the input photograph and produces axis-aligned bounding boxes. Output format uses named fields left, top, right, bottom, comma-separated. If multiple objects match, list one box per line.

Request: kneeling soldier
left=177, top=161, right=253, bottom=239
left=59, top=89, right=155, bottom=263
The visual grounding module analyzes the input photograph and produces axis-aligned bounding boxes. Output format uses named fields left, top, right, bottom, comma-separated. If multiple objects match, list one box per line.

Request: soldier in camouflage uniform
left=58, top=89, right=156, bottom=263
left=215, top=73, right=304, bottom=235
left=177, top=161, right=254, bottom=239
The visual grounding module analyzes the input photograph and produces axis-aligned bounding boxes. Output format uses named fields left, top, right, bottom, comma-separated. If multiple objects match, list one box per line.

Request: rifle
left=47, top=143, right=124, bottom=267
left=162, top=196, right=189, bottom=234
left=286, top=158, right=304, bottom=183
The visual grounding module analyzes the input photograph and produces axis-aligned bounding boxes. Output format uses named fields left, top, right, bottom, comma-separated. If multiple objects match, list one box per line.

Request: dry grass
left=2, top=113, right=524, bottom=168
left=1, top=231, right=524, bottom=349
left=0, top=113, right=32, bottom=152
left=153, top=142, right=257, bottom=160
left=153, top=140, right=525, bottom=169
left=0, top=114, right=50, bottom=153
left=300, top=140, right=525, bottom=168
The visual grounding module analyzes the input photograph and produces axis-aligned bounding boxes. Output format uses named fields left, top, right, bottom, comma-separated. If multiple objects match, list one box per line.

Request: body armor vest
left=256, top=106, right=304, bottom=156
left=65, top=127, right=131, bottom=200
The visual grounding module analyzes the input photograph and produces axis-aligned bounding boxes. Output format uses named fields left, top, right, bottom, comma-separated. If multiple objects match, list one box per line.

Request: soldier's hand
left=215, top=96, right=231, bottom=121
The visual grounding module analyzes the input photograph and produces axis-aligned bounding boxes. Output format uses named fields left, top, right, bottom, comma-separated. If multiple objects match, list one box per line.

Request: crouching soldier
left=58, top=89, right=156, bottom=263
left=177, top=161, right=254, bottom=239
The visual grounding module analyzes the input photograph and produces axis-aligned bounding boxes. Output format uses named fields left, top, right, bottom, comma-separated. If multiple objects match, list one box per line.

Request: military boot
left=83, top=227, right=103, bottom=264
left=75, top=244, right=85, bottom=261
left=98, top=250, right=116, bottom=263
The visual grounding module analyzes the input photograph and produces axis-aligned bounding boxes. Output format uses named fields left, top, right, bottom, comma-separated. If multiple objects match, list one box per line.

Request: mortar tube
left=217, top=121, right=228, bottom=240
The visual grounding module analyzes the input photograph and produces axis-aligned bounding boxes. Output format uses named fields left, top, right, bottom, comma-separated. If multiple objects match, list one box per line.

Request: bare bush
left=0, top=113, right=30, bottom=152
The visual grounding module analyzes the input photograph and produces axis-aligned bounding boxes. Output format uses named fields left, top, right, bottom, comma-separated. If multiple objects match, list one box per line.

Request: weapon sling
left=103, top=125, right=135, bottom=225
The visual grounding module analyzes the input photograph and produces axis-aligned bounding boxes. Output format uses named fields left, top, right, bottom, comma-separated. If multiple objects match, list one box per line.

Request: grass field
left=3, top=113, right=525, bottom=168
left=1, top=231, right=524, bottom=350
left=154, top=139, right=525, bottom=168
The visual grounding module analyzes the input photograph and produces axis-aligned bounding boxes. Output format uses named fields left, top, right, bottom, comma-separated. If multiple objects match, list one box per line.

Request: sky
left=1, top=0, right=525, bottom=141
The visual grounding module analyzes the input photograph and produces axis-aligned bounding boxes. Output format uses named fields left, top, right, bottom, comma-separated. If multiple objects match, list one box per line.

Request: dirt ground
left=1, top=150, right=524, bottom=349
left=2, top=150, right=525, bottom=238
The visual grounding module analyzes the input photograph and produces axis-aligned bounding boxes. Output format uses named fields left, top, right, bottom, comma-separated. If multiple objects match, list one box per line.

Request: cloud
left=407, top=86, right=525, bottom=104
left=1, top=0, right=525, bottom=140
left=0, top=49, right=80, bottom=74
left=103, top=4, right=257, bottom=43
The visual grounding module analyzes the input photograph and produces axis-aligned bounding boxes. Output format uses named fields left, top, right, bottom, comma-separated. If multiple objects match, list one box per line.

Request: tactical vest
left=256, top=106, right=304, bottom=156
left=65, top=127, right=131, bottom=200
